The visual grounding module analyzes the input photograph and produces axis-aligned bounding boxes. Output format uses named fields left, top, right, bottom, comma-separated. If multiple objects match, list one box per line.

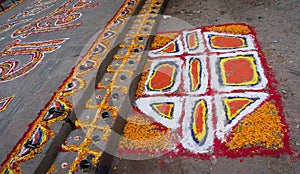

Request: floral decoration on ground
left=118, top=23, right=292, bottom=159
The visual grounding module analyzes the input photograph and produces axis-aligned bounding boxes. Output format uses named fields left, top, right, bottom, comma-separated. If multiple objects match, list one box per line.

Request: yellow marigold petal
left=226, top=102, right=284, bottom=150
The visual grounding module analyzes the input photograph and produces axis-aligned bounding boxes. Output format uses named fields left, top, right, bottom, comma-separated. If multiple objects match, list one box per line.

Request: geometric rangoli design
left=0, top=0, right=294, bottom=170
left=120, top=24, right=291, bottom=159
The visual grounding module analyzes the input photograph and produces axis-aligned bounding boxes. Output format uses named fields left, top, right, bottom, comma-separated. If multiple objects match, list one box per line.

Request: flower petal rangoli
left=119, top=24, right=292, bottom=159
left=0, top=95, right=14, bottom=112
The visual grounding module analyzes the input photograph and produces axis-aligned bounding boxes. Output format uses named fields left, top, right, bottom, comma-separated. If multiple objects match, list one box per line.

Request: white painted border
left=203, top=32, right=256, bottom=52
left=209, top=51, right=268, bottom=92
left=135, top=96, right=184, bottom=130
left=182, top=29, right=205, bottom=54
left=181, top=96, right=214, bottom=153
left=183, top=55, right=208, bottom=95
left=149, top=36, right=184, bottom=57
left=144, top=58, right=183, bottom=95
left=215, top=92, right=269, bottom=142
